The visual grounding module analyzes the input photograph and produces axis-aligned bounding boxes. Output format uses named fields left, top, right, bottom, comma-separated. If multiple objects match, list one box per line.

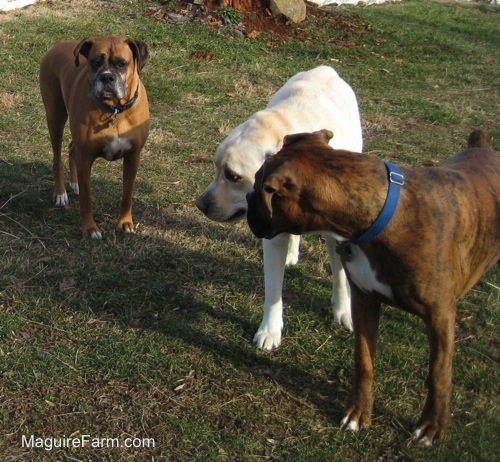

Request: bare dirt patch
left=143, top=0, right=371, bottom=43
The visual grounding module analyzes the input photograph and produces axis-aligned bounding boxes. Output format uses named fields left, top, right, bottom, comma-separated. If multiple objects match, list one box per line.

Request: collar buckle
left=389, top=171, right=404, bottom=186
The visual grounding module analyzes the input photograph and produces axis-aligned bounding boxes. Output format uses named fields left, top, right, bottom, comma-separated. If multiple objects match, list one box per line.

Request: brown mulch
left=142, top=0, right=371, bottom=43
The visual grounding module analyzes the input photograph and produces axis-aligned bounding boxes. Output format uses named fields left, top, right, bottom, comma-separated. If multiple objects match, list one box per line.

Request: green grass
left=0, top=0, right=499, bottom=460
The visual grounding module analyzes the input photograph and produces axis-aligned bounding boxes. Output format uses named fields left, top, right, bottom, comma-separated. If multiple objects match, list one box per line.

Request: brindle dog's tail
left=467, top=129, right=493, bottom=149
left=467, top=129, right=498, bottom=267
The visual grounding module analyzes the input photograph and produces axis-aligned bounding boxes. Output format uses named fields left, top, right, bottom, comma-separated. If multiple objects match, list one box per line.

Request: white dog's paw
left=334, top=309, right=353, bottom=332
left=340, top=415, right=360, bottom=432
left=253, top=324, right=282, bottom=350
left=332, top=301, right=353, bottom=332
left=69, top=181, right=79, bottom=195
left=285, top=254, right=299, bottom=266
left=54, top=191, right=69, bottom=207
left=285, top=234, right=300, bottom=266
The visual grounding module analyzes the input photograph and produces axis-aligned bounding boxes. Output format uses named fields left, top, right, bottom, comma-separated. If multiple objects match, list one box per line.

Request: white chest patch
left=103, top=136, right=132, bottom=160
left=345, top=246, right=394, bottom=300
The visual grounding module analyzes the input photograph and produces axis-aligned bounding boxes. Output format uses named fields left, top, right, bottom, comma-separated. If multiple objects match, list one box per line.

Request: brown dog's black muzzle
left=92, top=70, right=125, bottom=101
left=99, top=71, right=117, bottom=85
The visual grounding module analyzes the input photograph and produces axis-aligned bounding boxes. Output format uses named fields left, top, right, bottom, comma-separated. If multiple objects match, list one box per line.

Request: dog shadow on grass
left=0, top=159, right=423, bottom=438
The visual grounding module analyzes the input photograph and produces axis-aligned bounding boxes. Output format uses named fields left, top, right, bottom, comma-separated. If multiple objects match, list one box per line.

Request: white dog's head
left=195, top=124, right=281, bottom=222
left=195, top=66, right=364, bottom=223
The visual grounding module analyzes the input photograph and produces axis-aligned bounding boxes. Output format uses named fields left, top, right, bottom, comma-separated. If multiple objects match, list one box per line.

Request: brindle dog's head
left=246, top=129, right=334, bottom=239
left=74, top=36, right=149, bottom=103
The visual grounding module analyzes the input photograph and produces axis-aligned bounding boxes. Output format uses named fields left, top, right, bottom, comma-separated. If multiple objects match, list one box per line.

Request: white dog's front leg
left=285, top=233, right=300, bottom=266
left=253, top=233, right=297, bottom=350
left=324, top=234, right=353, bottom=331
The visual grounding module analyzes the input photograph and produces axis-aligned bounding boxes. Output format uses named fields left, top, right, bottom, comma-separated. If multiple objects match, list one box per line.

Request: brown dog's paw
left=117, top=219, right=135, bottom=234
left=53, top=191, right=69, bottom=208
left=82, top=224, right=103, bottom=240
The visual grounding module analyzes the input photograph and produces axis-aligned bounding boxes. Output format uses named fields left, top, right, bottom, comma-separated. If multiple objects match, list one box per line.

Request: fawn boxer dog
left=195, top=66, right=363, bottom=350
left=40, top=36, right=150, bottom=238
left=247, top=129, right=499, bottom=445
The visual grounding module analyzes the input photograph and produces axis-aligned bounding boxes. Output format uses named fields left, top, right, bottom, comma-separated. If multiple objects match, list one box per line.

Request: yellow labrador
left=196, top=66, right=363, bottom=349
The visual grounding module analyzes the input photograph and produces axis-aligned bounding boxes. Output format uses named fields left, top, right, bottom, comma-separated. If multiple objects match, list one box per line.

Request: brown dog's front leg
left=76, top=154, right=100, bottom=239
left=341, top=285, right=381, bottom=431
left=68, top=142, right=79, bottom=195
left=413, top=307, right=455, bottom=446
left=118, top=152, right=140, bottom=233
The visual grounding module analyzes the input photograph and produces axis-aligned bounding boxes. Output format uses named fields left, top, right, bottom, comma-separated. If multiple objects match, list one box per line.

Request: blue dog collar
left=350, top=161, right=404, bottom=245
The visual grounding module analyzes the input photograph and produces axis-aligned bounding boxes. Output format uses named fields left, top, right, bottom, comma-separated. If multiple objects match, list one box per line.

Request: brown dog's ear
left=261, top=174, right=285, bottom=219
left=126, top=39, right=149, bottom=73
left=74, top=39, right=93, bottom=67
left=282, top=129, right=334, bottom=148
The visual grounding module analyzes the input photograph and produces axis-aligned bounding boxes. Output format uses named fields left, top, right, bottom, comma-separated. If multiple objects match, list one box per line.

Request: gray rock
left=269, top=0, right=306, bottom=23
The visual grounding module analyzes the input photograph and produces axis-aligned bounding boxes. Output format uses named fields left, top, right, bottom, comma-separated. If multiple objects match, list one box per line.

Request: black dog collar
left=98, top=85, right=139, bottom=117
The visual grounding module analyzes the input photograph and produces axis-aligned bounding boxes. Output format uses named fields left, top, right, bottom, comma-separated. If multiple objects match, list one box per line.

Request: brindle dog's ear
left=316, top=129, right=334, bottom=144
left=467, top=128, right=492, bottom=149
left=126, top=39, right=149, bottom=73
left=74, top=39, right=93, bottom=67
left=261, top=175, right=285, bottom=219
left=282, top=133, right=307, bottom=148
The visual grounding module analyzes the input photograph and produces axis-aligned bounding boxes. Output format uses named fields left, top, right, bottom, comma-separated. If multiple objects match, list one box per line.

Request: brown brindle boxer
left=246, top=129, right=500, bottom=446
left=40, top=36, right=150, bottom=238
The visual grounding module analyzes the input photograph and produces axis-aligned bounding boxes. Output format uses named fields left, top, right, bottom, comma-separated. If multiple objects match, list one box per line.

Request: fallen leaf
left=247, top=30, right=260, bottom=39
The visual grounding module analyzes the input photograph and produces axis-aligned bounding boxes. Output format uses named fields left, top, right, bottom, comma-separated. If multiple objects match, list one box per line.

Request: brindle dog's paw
left=340, top=402, right=372, bottom=432
left=412, top=422, right=445, bottom=447
left=340, top=414, right=360, bottom=432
